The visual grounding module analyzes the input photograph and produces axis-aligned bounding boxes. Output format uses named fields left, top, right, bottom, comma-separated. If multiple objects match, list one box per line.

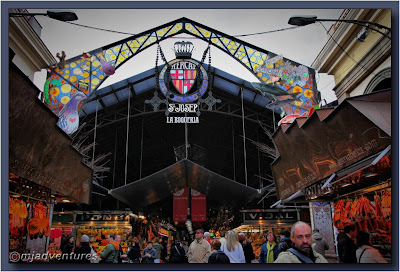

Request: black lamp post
left=288, top=15, right=391, bottom=40
left=9, top=10, right=78, bottom=22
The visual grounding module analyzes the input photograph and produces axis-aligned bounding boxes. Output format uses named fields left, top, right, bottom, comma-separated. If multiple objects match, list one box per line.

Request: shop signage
left=75, top=212, right=129, bottom=222
left=272, top=99, right=392, bottom=199
left=146, top=41, right=221, bottom=124
left=243, top=210, right=298, bottom=223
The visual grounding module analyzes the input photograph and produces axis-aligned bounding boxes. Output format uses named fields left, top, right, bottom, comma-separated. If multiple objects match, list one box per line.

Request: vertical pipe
left=92, top=101, right=99, bottom=168
left=112, top=130, right=118, bottom=189
left=273, top=110, right=276, bottom=131
left=140, top=117, right=144, bottom=179
left=124, top=91, right=131, bottom=186
left=241, top=87, right=248, bottom=186
left=232, top=118, right=236, bottom=181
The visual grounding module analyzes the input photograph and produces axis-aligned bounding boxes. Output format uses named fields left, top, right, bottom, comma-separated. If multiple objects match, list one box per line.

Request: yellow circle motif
left=118, top=56, right=125, bottom=62
left=204, top=31, right=210, bottom=37
left=64, top=75, right=69, bottom=79
left=83, top=72, right=89, bottom=78
left=257, top=72, right=263, bottom=77
left=157, top=30, right=164, bottom=36
left=92, top=60, right=100, bottom=68
left=294, top=99, right=304, bottom=107
left=262, top=77, right=267, bottom=82
left=92, top=71, right=97, bottom=75
left=250, top=56, right=256, bottom=62
left=138, top=37, right=144, bottom=43
left=85, top=78, right=89, bottom=83
left=227, top=45, right=232, bottom=49
left=61, top=84, right=72, bottom=93
left=73, top=68, right=82, bottom=75
left=248, top=49, right=253, bottom=55
left=111, top=55, right=116, bottom=60
left=99, top=75, right=104, bottom=79
left=255, top=52, right=261, bottom=57
left=258, top=59, right=264, bottom=65
left=61, top=96, right=70, bottom=105
left=106, top=49, right=112, bottom=55
left=113, top=47, right=119, bottom=53
left=70, top=76, right=77, bottom=83
left=92, top=78, right=100, bottom=85
left=70, top=63, right=76, bottom=68
left=176, top=24, right=182, bottom=30
left=65, top=70, right=70, bottom=74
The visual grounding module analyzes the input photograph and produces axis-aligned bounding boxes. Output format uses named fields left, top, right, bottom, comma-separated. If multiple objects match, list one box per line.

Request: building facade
left=312, top=9, right=391, bottom=103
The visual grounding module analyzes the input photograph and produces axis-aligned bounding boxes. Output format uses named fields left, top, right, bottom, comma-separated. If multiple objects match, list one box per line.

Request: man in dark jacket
left=122, top=237, right=141, bottom=263
left=337, top=225, right=358, bottom=263
left=169, top=240, right=186, bottom=263
left=278, top=230, right=293, bottom=254
left=238, top=233, right=255, bottom=263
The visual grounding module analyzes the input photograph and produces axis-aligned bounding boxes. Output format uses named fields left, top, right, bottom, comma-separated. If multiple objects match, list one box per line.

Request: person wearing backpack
left=274, top=221, right=328, bottom=263
left=208, top=239, right=230, bottom=263
left=169, top=240, right=187, bottom=263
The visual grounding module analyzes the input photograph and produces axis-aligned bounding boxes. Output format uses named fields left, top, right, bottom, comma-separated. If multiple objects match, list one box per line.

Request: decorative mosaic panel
left=45, top=18, right=319, bottom=134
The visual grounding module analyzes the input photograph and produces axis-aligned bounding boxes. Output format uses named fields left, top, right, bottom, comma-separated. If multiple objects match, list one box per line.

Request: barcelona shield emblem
left=170, top=69, right=197, bottom=95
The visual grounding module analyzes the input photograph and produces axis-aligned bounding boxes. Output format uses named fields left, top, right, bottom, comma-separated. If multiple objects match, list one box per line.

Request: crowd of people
left=59, top=221, right=388, bottom=264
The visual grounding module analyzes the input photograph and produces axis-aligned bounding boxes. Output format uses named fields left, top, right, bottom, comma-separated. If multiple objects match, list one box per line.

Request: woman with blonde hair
left=220, top=230, right=245, bottom=263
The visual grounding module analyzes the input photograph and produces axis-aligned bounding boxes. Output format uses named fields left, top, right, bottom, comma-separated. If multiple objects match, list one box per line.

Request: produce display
left=9, top=198, right=28, bottom=238
left=333, top=189, right=391, bottom=244
left=27, top=203, right=51, bottom=239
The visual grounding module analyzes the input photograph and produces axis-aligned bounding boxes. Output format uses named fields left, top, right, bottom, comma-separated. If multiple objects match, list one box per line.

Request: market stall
left=236, top=209, right=300, bottom=260
left=9, top=174, right=53, bottom=262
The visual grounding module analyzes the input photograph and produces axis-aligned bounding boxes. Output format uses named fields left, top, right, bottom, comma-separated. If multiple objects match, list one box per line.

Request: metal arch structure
left=46, top=17, right=320, bottom=118
left=76, top=71, right=277, bottom=135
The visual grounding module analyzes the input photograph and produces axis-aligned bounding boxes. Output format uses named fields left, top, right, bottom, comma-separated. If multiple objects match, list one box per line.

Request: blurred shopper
left=219, top=232, right=227, bottom=245
left=274, top=221, right=328, bottom=263
left=152, top=238, right=164, bottom=263
left=221, top=230, right=245, bottom=263
left=204, top=232, right=212, bottom=246
left=61, top=235, right=74, bottom=255
left=278, top=230, right=293, bottom=254
left=122, top=237, right=141, bottom=263
left=169, top=240, right=186, bottom=263
left=188, top=229, right=212, bottom=263
left=312, top=229, right=329, bottom=258
left=208, top=239, right=230, bottom=263
left=100, top=234, right=119, bottom=263
left=356, top=231, right=387, bottom=263
left=238, top=233, right=255, bottom=263
left=259, top=232, right=279, bottom=263
left=74, top=234, right=91, bottom=263
left=337, top=225, right=358, bottom=263
left=142, top=241, right=157, bottom=263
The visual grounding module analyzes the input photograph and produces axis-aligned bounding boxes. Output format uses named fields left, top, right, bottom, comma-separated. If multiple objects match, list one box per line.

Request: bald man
left=274, top=221, right=328, bottom=263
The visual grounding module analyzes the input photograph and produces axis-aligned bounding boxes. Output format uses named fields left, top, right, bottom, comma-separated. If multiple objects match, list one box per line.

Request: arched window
left=364, top=67, right=391, bottom=94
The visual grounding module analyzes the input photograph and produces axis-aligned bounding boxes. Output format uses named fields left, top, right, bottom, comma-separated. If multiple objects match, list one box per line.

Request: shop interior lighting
left=62, top=199, right=71, bottom=202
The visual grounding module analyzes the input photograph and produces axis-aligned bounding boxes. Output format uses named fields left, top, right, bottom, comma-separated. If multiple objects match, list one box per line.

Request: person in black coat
left=277, top=230, right=293, bottom=254
left=238, top=233, right=255, bottom=263
left=74, top=234, right=92, bottom=263
left=60, top=234, right=74, bottom=262
left=337, top=225, right=358, bottom=263
left=208, top=239, right=230, bottom=264
left=122, top=237, right=141, bottom=263
left=169, top=240, right=187, bottom=263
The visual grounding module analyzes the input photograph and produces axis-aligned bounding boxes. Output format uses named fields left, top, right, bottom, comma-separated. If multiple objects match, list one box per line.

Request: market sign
left=75, top=212, right=129, bottom=222
left=272, top=94, right=391, bottom=200
left=242, top=209, right=299, bottom=225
